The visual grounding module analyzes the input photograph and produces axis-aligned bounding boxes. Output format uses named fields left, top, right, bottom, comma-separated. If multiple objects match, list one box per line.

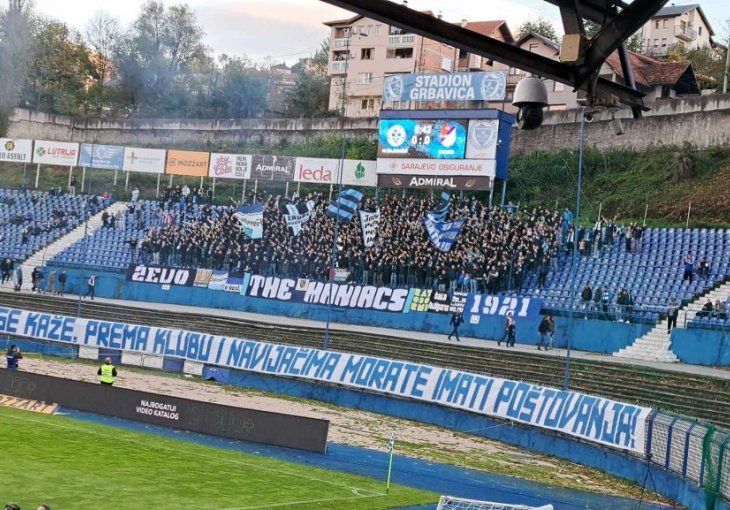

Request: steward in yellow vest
left=97, top=357, right=118, bottom=385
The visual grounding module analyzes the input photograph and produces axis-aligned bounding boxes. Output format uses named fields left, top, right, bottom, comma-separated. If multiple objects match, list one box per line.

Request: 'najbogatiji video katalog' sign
left=0, top=306, right=652, bottom=454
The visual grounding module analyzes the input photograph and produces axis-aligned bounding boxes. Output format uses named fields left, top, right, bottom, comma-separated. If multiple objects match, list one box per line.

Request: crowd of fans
left=128, top=190, right=564, bottom=294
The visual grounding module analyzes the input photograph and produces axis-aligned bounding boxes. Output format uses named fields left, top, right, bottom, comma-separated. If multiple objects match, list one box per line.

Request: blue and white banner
left=78, top=144, right=125, bottom=170
left=207, top=271, right=228, bottom=291
left=424, top=215, right=464, bottom=253
left=359, top=209, right=380, bottom=248
left=326, top=188, right=363, bottom=222
left=242, top=274, right=408, bottom=313
left=465, top=294, right=542, bottom=322
left=0, top=306, right=652, bottom=453
left=382, top=71, right=507, bottom=102
left=431, top=190, right=451, bottom=221
left=234, top=203, right=264, bottom=239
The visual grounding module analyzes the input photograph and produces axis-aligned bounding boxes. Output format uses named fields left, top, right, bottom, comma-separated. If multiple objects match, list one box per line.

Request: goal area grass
left=0, top=405, right=437, bottom=509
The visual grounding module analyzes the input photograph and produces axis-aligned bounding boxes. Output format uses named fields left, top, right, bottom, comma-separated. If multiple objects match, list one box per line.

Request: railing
left=649, top=46, right=668, bottom=57
left=388, top=34, right=415, bottom=45
left=676, top=25, right=698, bottom=41
left=333, top=37, right=350, bottom=48
left=329, top=60, right=348, bottom=73
left=647, top=411, right=730, bottom=502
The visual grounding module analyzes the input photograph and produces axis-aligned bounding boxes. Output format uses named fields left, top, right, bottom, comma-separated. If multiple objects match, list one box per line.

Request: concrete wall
left=8, top=94, right=730, bottom=153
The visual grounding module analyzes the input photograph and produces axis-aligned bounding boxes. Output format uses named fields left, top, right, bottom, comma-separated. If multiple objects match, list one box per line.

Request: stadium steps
left=19, top=202, right=128, bottom=287
left=2, top=292, right=730, bottom=428
left=614, top=278, right=730, bottom=363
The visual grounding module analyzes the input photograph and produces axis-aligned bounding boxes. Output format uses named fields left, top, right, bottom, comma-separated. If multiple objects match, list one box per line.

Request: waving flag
left=424, top=215, right=465, bottom=253
left=281, top=200, right=316, bottom=236
left=326, top=188, right=363, bottom=222
left=430, top=190, right=451, bottom=221
left=233, top=203, right=263, bottom=239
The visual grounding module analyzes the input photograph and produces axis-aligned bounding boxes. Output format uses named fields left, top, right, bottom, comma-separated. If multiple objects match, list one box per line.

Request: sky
left=33, top=0, right=730, bottom=65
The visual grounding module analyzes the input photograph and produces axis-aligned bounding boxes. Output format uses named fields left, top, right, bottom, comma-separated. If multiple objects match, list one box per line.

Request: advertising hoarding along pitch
left=251, top=155, right=295, bottom=182
left=378, top=119, right=468, bottom=159
left=0, top=138, right=33, bottom=163
left=166, top=150, right=210, bottom=177
left=294, top=157, right=340, bottom=184
left=382, top=71, right=507, bottom=102
left=78, top=144, right=125, bottom=170
left=209, top=153, right=252, bottom=179
left=123, top=147, right=166, bottom=174
left=32, top=140, right=79, bottom=166
left=340, top=160, right=377, bottom=187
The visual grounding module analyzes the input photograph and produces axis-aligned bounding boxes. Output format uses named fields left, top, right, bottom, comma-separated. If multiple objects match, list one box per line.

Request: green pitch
left=0, top=406, right=437, bottom=509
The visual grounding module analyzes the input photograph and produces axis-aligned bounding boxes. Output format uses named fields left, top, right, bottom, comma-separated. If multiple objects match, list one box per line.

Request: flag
left=387, top=432, right=395, bottom=452
left=326, top=188, right=363, bottom=222
left=359, top=209, right=380, bottom=248
left=424, top=214, right=465, bottom=253
left=233, top=203, right=263, bottom=239
left=430, top=190, right=451, bottom=221
left=281, top=200, right=316, bottom=236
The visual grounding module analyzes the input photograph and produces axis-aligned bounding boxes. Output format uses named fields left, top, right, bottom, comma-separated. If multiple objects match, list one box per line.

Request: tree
left=516, top=18, right=558, bottom=42
left=584, top=20, right=643, bottom=53
left=211, top=54, right=268, bottom=118
left=20, top=19, right=95, bottom=116
left=667, top=46, right=727, bottom=92
left=0, top=0, right=34, bottom=135
left=85, top=10, right=121, bottom=114
left=286, top=39, right=331, bottom=117
left=115, top=0, right=209, bottom=116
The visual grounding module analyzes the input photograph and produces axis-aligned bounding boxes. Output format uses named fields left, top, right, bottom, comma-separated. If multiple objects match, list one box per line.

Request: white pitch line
left=218, top=493, right=383, bottom=510
left=0, top=411, right=386, bottom=497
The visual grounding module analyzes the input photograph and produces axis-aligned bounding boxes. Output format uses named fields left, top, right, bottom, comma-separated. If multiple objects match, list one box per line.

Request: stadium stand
left=0, top=188, right=87, bottom=263
left=47, top=191, right=729, bottom=329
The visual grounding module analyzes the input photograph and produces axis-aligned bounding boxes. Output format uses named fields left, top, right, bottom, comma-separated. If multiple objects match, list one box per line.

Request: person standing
left=31, top=267, right=43, bottom=293
left=13, top=266, right=22, bottom=292
left=84, top=274, right=96, bottom=300
left=6, top=345, right=22, bottom=370
left=97, top=357, right=117, bottom=386
left=682, top=252, right=694, bottom=282
left=44, top=270, right=55, bottom=294
left=447, top=310, right=463, bottom=342
left=500, top=312, right=516, bottom=347
left=69, top=175, right=77, bottom=196
left=667, top=300, right=679, bottom=334
left=538, top=315, right=550, bottom=350
left=56, top=270, right=67, bottom=296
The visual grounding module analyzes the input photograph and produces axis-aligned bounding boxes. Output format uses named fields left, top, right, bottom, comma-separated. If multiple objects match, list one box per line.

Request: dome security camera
left=512, top=77, right=549, bottom=130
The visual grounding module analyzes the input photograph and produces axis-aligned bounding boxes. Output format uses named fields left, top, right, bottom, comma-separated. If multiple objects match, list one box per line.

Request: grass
left=0, top=405, right=437, bottom=510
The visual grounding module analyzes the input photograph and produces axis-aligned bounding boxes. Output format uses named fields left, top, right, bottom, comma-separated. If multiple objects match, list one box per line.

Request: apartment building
left=640, top=4, right=715, bottom=57
left=324, top=13, right=458, bottom=117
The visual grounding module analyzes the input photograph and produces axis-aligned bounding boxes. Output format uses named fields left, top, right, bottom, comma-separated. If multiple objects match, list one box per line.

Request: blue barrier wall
left=51, top=267, right=650, bottom=354
left=671, top=328, right=730, bottom=366
left=203, top=366, right=729, bottom=510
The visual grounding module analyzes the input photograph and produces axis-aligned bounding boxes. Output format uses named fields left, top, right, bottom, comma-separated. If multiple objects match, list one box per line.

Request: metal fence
left=647, top=410, right=730, bottom=502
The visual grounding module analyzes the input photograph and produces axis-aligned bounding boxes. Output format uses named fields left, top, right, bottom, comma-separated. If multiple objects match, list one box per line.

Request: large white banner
left=208, top=153, right=251, bottom=180
left=0, top=138, right=33, bottom=163
left=32, top=140, right=79, bottom=166
left=341, top=160, right=377, bottom=187
left=359, top=209, right=380, bottom=248
left=294, top=157, right=340, bottom=184
left=123, top=147, right=166, bottom=174
left=377, top=158, right=496, bottom=177
left=0, top=306, right=652, bottom=454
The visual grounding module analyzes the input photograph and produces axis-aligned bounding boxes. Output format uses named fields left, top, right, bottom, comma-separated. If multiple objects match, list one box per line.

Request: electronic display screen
left=377, top=119, right=468, bottom=159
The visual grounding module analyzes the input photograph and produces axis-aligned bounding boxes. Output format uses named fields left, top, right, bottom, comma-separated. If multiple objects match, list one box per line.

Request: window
left=663, top=19, right=669, bottom=28
left=441, top=56, right=453, bottom=71
left=357, top=72, right=373, bottom=84
left=698, top=26, right=702, bottom=35
left=361, top=48, right=373, bottom=60
left=509, top=66, right=521, bottom=75
left=458, top=48, right=467, bottom=59
left=374, top=25, right=381, bottom=36
left=389, top=26, right=407, bottom=35
left=386, top=48, right=414, bottom=59
left=361, top=98, right=376, bottom=110
left=554, top=81, right=564, bottom=92
left=654, top=38, right=659, bottom=46
left=661, top=38, right=667, bottom=47
left=391, top=100, right=408, bottom=109
left=529, top=43, right=540, bottom=52
left=655, top=21, right=660, bottom=29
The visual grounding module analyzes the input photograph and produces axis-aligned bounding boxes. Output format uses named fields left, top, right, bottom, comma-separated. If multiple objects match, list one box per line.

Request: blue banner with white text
left=0, top=306, right=651, bottom=453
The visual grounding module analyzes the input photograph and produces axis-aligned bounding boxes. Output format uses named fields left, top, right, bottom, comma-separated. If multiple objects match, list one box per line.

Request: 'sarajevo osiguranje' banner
left=0, top=306, right=652, bottom=453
